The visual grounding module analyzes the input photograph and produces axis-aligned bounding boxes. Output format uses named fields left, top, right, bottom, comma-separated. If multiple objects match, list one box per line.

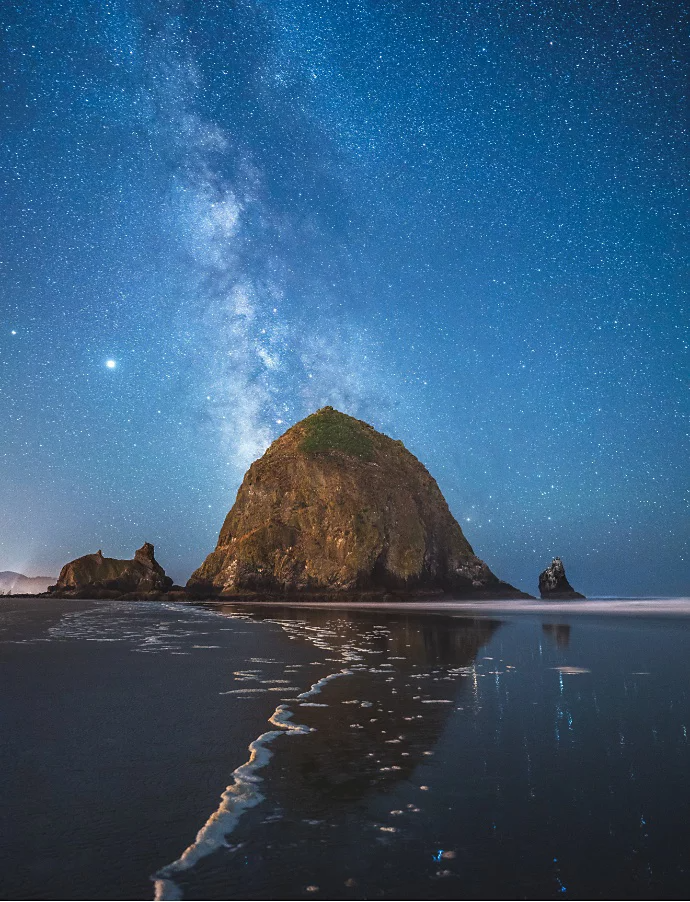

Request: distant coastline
left=0, top=572, right=55, bottom=596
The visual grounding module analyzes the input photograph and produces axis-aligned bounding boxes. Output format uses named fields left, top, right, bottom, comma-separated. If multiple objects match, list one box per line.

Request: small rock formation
left=49, top=543, right=172, bottom=599
left=188, top=407, right=529, bottom=599
left=0, top=571, right=56, bottom=596
left=539, top=557, right=585, bottom=600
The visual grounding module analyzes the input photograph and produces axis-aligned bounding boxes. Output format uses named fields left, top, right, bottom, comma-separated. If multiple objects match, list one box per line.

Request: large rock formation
left=539, top=557, right=585, bottom=599
left=50, top=543, right=173, bottom=598
left=188, top=407, right=528, bottom=598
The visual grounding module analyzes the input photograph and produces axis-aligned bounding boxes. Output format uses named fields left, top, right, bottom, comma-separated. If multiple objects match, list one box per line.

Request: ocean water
left=2, top=598, right=690, bottom=900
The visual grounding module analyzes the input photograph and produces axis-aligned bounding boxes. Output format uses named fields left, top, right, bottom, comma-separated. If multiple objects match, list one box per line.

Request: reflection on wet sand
left=281, top=622, right=497, bottom=798
left=160, top=608, right=502, bottom=899
left=222, top=607, right=502, bottom=803
left=542, top=622, right=571, bottom=647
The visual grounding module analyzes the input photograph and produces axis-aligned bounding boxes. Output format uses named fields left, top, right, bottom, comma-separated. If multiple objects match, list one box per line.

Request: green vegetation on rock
left=300, top=407, right=374, bottom=460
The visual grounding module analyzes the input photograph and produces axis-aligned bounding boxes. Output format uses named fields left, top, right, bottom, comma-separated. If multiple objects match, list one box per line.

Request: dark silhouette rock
left=539, top=557, right=585, bottom=600
left=188, top=407, right=530, bottom=599
left=49, top=543, right=172, bottom=598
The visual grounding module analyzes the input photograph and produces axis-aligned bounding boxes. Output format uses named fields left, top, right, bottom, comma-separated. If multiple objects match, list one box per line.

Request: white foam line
left=296, top=670, right=352, bottom=700
left=152, top=670, right=352, bottom=900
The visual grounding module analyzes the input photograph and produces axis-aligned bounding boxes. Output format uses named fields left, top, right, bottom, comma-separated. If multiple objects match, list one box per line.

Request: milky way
left=1, top=1, right=687, bottom=593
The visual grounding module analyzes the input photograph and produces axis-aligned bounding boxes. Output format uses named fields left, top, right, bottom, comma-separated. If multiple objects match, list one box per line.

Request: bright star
left=105, top=359, right=117, bottom=369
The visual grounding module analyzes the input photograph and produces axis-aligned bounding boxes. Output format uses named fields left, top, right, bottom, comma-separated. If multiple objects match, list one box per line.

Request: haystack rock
left=50, top=543, right=172, bottom=598
left=539, top=557, right=585, bottom=600
left=188, top=407, right=529, bottom=598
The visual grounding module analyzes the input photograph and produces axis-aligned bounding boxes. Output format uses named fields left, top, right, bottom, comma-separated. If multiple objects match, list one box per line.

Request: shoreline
left=5, top=594, right=690, bottom=617
left=201, top=596, right=690, bottom=616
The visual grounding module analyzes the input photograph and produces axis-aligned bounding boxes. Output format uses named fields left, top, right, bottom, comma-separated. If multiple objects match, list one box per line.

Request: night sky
left=1, top=0, right=687, bottom=595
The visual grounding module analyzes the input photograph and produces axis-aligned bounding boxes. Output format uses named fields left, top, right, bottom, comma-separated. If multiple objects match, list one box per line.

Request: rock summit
left=538, top=557, right=585, bottom=600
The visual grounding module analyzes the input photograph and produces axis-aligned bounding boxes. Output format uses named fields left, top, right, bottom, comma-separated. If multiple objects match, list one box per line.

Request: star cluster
left=1, top=0, right=687, bottom=593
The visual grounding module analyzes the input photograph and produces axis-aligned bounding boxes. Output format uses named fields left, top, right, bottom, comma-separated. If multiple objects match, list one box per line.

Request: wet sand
left=0, top=598, right=329, bottom=900
left=4, top=596, right=690, bottom=901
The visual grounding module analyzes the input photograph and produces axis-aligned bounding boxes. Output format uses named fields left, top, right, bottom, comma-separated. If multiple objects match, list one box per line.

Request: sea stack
left=539, top=557, right=585, bottom=600
left=188, top=407, right=528, bottom=598
left=50, top=542, right=173, bottom=598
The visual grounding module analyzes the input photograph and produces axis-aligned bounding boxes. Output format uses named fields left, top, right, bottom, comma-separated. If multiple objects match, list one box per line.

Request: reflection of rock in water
left=542, top=622, right=571, bottom=648
left=217, top=606, right=499, bottom=804
left=170, top=608, right=503, bottom=899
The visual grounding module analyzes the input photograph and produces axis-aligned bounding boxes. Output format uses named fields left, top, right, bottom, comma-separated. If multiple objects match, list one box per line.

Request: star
left=105, top=359, right=117, bottom=369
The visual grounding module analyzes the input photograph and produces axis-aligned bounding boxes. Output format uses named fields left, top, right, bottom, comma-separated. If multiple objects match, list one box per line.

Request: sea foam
left=152, top=671, right=352, bottom=900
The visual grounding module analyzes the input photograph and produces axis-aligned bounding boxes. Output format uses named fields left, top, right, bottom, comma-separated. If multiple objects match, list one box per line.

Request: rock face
left=50, top=543, right=172, bottom=598
left=539, top=557, right=585, bottom=600
left=188, top=407, right=528, bottom=598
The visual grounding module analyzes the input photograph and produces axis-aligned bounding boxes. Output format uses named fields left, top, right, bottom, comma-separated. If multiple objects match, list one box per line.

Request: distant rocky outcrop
left=188, top=407, right=530, bottom=599
left=539, top=557, right=585, bottom=600
left=0, top=571, right=56, bottom=596
left=49, top=543, right=173, bottom=599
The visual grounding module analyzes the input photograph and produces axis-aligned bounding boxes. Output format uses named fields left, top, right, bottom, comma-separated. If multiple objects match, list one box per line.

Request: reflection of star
left=105, top=359, right=117, bottom=369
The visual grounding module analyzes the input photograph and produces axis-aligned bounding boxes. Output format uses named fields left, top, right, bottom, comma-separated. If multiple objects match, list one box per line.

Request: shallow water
left=2, top=599, right=690, bottom=899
